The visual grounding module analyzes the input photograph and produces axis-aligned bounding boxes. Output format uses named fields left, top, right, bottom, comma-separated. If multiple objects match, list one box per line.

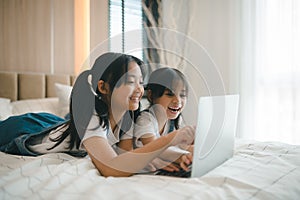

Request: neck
left=109, top=108, right=126, bottom=132
left=153, top=108, right=168, bottom=135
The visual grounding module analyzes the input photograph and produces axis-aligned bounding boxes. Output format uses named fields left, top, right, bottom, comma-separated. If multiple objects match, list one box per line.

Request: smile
left=168, top=107, right=181, bottom=112
left=129, top=95, right=141, bottom=101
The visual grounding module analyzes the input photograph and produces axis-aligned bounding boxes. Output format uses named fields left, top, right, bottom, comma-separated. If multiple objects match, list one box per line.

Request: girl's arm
left=83, top=125, right=194, bottom=177
left=137, top=129, right=193, bottom=171
left=118, top=134, right=182, bottom=172
left=117, top=131, right=191, bottom=172
left=118, top=134, right=156, bottom=152
left=117, top=139, right=134, bottom=152
left=149, top=142, right=192, bottom=171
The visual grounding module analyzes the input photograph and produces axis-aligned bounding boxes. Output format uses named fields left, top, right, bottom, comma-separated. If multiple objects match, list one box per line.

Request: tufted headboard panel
left=0, top=72, right=76, bottom=101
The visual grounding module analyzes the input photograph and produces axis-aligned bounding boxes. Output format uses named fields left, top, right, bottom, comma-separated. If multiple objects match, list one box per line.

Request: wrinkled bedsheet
left=1, top=140, right=300, bottom=200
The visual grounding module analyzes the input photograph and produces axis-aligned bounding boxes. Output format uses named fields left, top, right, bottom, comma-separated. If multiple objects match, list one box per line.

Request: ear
left=147, top=89, right=152, bottom=103
left=97, top=80, right=109, bottom=94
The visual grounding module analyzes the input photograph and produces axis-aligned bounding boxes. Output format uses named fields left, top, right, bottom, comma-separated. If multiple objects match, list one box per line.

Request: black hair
left=49, top=52, right=145, bottom=152
left=146, top=67, right=188, bottom=130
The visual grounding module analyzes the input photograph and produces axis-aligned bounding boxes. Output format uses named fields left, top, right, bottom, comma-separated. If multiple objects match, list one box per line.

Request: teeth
left=169, top=107, right=180, bottom=112
left=130, top=96, right=139, bottom=100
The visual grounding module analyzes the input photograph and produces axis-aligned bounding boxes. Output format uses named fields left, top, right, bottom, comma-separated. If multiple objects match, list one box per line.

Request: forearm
left=110, top=135, right=173, bottom=171
left=85, top=134, right=175, bottom=177
left=85, top=126, right=195, bottom=177
left=158, top=146, right=189, bottom=163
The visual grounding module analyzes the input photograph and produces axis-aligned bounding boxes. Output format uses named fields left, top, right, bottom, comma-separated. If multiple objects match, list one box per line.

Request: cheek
left=111, top=89, right=127, bottom=104
left=181, top=98, right=187, bottom=105
left=113, top=86, right=131, bottom=97
left=156, top=99, right=170, bottom=108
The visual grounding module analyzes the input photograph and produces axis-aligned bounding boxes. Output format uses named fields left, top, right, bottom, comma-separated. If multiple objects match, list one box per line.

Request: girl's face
left=153, top=81, right=187, bottom=120
left=111, top=61, right=144, bottom=112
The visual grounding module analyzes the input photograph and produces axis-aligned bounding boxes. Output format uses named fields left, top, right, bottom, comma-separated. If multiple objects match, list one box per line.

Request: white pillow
left=55, top=83, right=72, bottom=117
left=0, top=98, right=13, bottom=120
left=11, top=97, right=61, bottom=117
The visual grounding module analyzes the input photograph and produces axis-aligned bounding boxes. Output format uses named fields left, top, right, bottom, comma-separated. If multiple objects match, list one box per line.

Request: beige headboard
left=0, top=72, right=76, bottom=101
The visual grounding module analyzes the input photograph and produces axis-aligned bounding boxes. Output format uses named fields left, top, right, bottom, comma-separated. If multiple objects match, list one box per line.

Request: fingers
left=144, top=163, right=157, bottom=172
left=162, top=163, right=180, bottom=172
left=151, top=158, right=180, bottom=172
left=173, top=125, right=195, bottom=148
left=187, top=145, right=194, bottom=154
left=180, top=154, right=193, bottom=171
left=181, top=125, right=195, bottom=141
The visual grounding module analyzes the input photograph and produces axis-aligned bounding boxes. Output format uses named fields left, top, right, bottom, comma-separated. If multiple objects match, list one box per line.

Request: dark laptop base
left=154, top=165, right=192, bottom=178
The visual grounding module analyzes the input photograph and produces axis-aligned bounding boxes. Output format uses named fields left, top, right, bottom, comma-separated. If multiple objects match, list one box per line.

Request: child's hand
left=143, top=158, right=180, bottom=172
left=178, top=153, right=193, bottom=171
left=187, top=145, right=194, bottom=154
left=170, top=125, right=195, bottom=148
left=150, top=158, right=180, bottom=172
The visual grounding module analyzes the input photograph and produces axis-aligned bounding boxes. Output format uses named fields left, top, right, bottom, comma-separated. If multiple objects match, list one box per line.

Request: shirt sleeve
left=178, top=115, right=186, bottom=129
left=133, top=111, right=158, bottom=140
left=120, top=122, right=134, bottom=140
left=80, top=113, right=126, bottom=153
left=81, top=114, right=108, bottom=143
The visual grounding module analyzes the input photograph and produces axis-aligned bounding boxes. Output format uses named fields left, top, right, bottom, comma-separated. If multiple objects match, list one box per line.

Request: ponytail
left=49, top=70, right=95, bottom=151
left=50, top=52, right=145, bottom=152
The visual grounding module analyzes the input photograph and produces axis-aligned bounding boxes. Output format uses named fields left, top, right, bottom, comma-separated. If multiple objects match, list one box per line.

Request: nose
left=172, top=94, right=181, bottom=103
left=135, top=82, right=144, bottom=93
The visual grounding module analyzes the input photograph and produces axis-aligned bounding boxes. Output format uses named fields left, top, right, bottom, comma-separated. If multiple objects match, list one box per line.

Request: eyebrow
left=127, top=74, right=143, bottom=79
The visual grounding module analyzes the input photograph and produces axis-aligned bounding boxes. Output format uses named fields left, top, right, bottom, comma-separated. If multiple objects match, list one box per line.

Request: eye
left=180, top=93, right=187, bottom=98
left=165, top=90, right=175, bottom=96
left=126, top=78, right=135, bottom=84
left=139, top=79, right=144, bottom=85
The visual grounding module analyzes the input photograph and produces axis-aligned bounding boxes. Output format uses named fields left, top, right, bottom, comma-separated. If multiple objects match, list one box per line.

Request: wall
left=0, top=0, right=53, bottom=73
left=161, top=0, right=240, bottom=125
left=0, top=0, right=109, bottom=75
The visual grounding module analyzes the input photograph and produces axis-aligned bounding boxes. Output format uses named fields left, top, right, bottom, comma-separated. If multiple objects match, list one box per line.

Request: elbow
left=98, top=168, right=133, bottom=177
left=92, top=161, right=134, bottom=177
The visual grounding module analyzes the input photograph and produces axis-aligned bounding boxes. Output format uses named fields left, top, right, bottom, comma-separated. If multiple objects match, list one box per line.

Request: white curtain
left=239, top=0, right=300, bottom=144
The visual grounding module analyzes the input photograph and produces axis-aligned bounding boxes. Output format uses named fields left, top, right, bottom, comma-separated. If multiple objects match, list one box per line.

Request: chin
left=168, top=114, right=180, bottom=120
left=129, top=105, right=139, bottom=111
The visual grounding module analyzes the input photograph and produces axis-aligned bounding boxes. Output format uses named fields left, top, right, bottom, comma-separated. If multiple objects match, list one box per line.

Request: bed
left=1, top=72, right=300, bottom=199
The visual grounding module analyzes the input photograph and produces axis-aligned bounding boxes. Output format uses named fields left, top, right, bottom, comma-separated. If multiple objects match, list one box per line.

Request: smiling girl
left=119, top=67, right=194, bottom=172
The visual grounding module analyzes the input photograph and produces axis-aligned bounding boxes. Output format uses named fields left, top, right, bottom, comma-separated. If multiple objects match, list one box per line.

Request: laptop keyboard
left=155, top=165, right=192, bottom=178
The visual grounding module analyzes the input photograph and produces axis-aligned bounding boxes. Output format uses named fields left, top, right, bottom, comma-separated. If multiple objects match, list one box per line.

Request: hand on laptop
left=170, top=125, right=195, bottom=148
left=150, top=158, right=181, bottom=172
left=178, top=153, right=193, bottom=171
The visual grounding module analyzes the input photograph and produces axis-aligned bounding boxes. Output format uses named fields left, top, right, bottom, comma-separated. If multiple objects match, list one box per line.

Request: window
left=109, top=0, right=143, bottom=60
left=240, top=0, right=300, bottom=144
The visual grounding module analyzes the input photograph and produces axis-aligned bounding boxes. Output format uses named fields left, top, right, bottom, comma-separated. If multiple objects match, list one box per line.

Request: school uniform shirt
left=28, top=112, right=132, bottom=155
left=121, top=110, right=184, bottom=148
left=81, top=112, right=132, bottom=154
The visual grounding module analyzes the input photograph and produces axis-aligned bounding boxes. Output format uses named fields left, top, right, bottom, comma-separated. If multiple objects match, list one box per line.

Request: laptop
left=154, top=94, right=240, bottom=178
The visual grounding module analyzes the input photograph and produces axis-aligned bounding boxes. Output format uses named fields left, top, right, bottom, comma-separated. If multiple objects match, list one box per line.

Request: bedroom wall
left=0, top=0, right=108, bottom=75
left=0, top=0, right=239, bottom=91
left=161, top=0, right=240, bottom=124
left=162, top=0, right=239, bottom=94
left=0, top=0, right=53, bottom=73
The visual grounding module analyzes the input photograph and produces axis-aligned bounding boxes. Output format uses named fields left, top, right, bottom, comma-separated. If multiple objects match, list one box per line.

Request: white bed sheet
left=0, top=140, right=300, bottom=200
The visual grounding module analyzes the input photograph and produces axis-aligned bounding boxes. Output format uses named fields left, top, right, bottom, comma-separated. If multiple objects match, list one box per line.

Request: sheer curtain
left=239, top=0, right=300, bottom=144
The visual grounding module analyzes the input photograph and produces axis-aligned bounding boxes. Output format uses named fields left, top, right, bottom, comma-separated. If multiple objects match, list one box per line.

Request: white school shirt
left=81, top=112, right=132, bottom=153
left=28, top=113, right=131, bottom=154
left=121, top=110, right=183, bottom=148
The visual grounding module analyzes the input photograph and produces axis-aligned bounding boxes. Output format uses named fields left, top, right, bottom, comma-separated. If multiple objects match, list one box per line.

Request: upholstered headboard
left=0, top=72, right=76, bottom=101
